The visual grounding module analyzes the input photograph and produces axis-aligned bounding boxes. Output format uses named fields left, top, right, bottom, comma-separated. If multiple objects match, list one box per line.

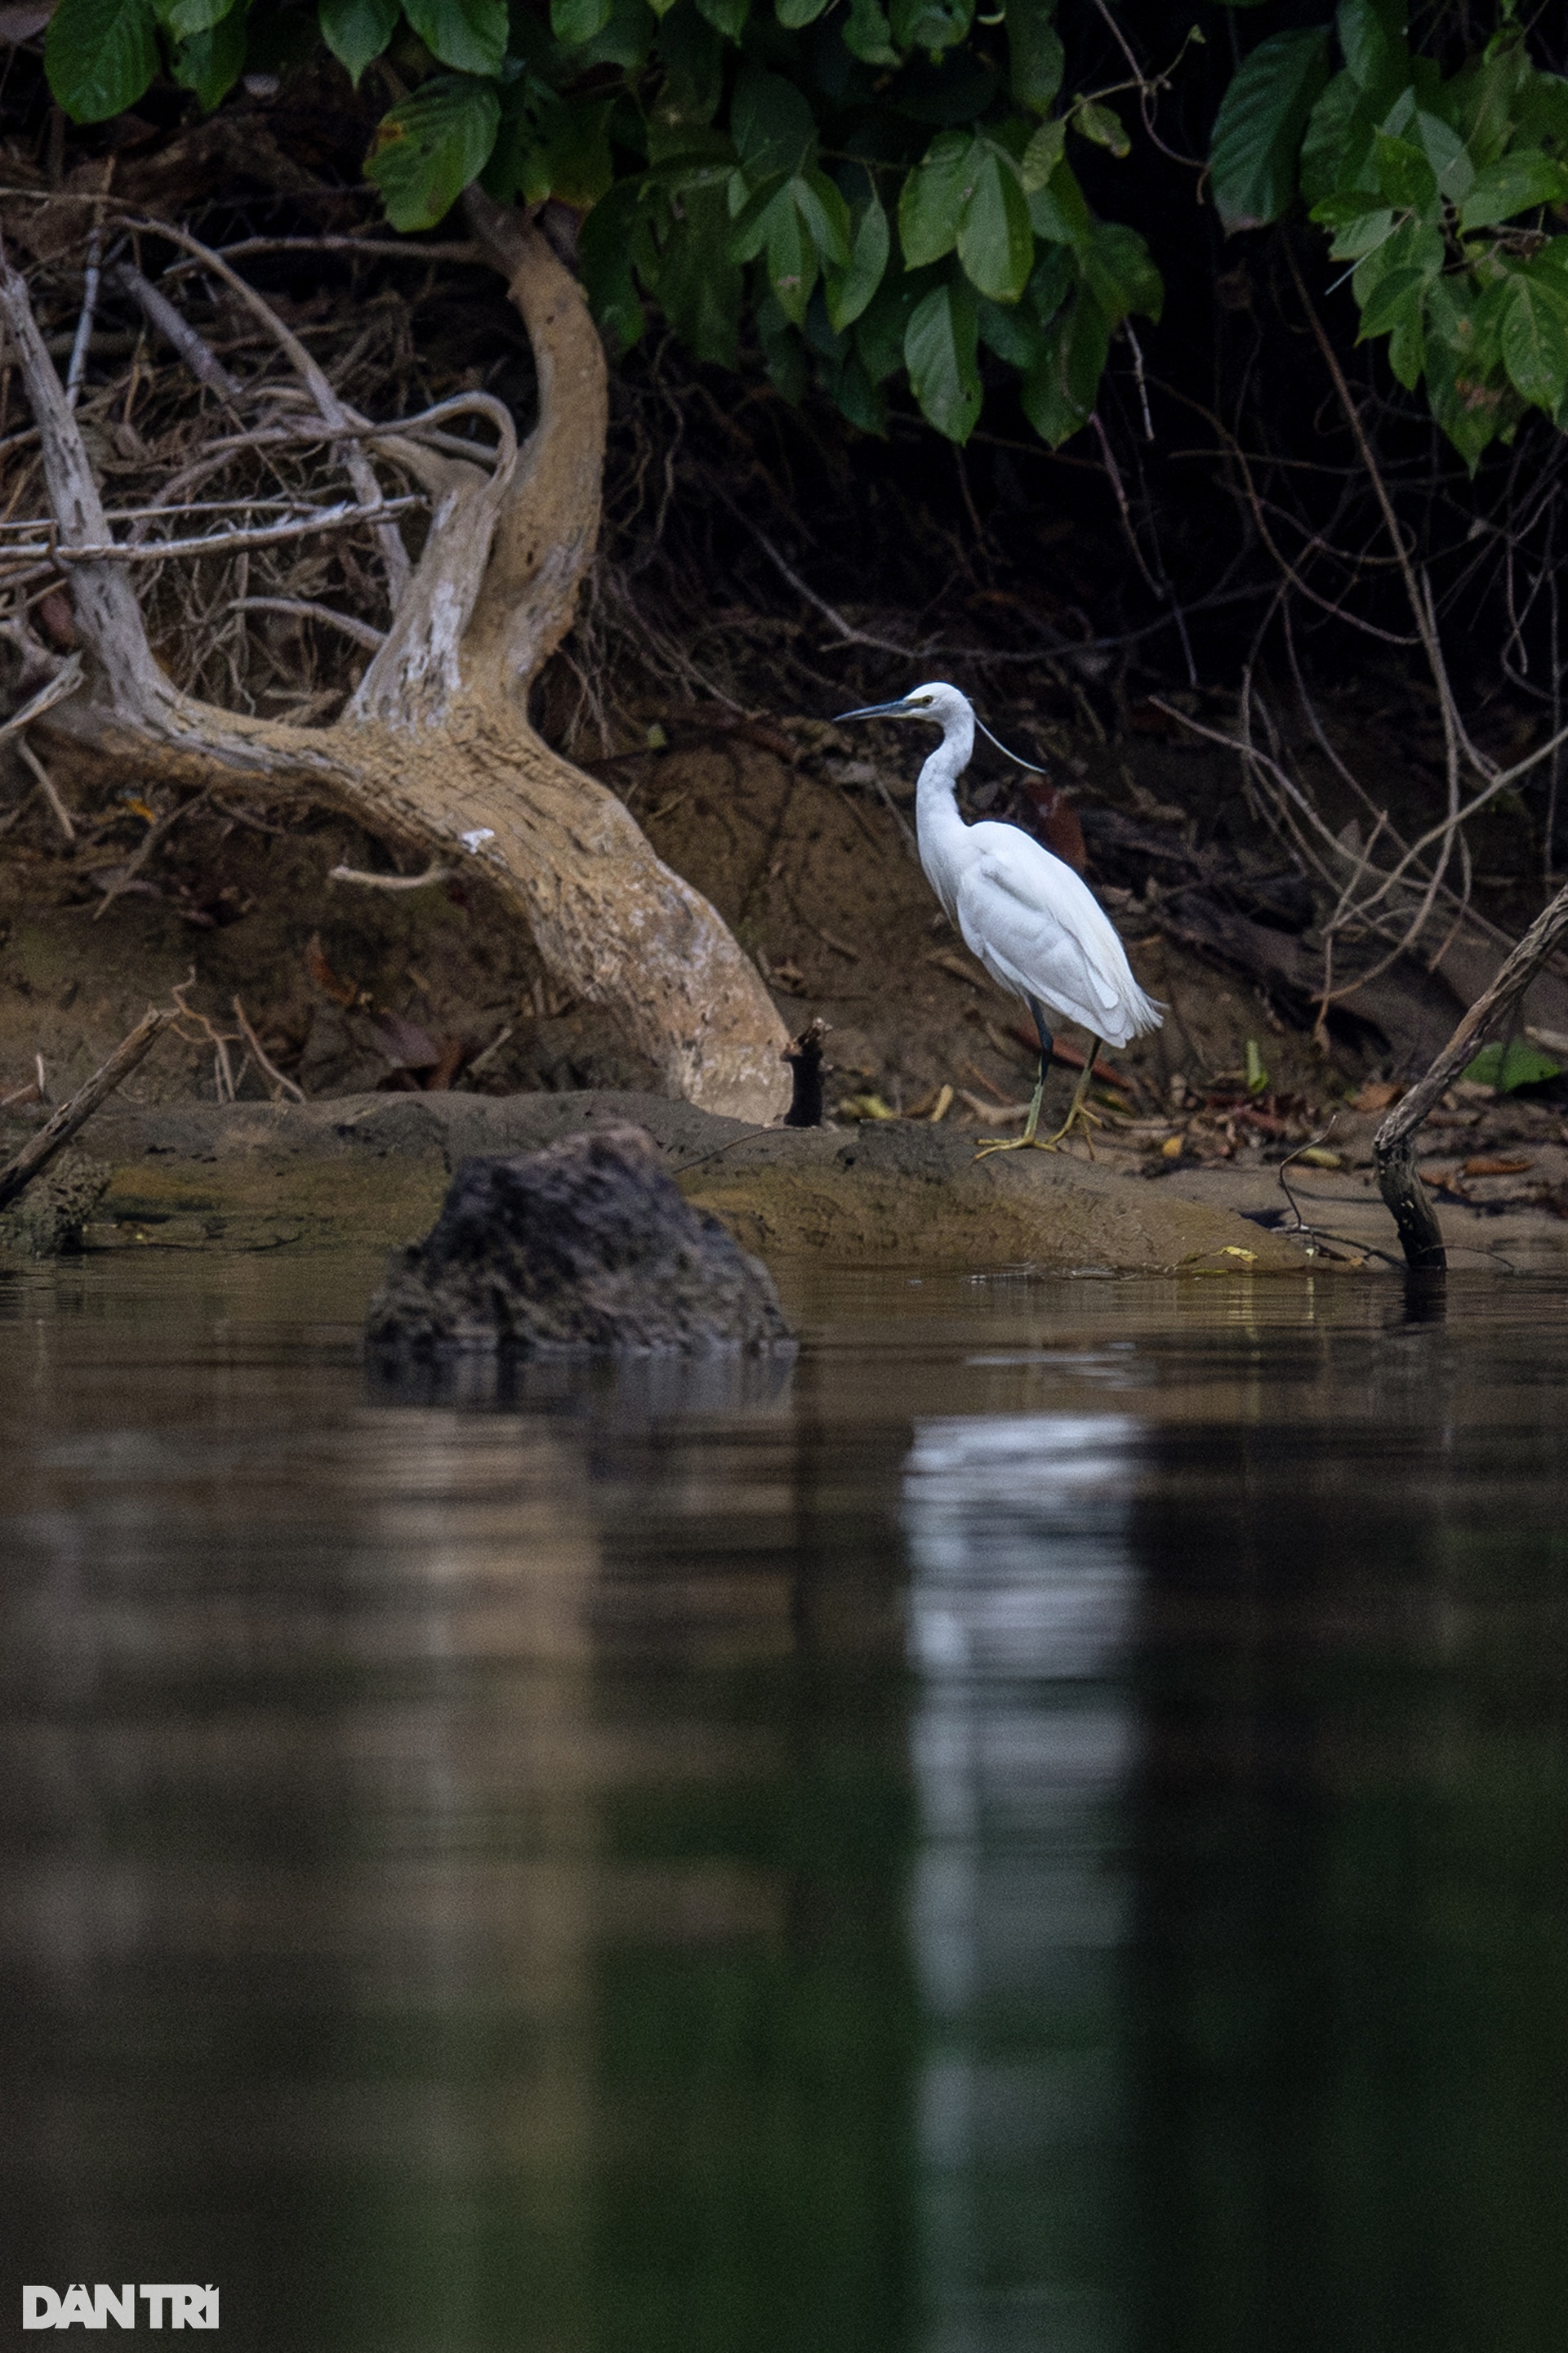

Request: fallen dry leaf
left=305, top=933, right=357, bottom=1008
left=424, top=1037, right=466, bottom=1092
left=1350, top=1081, right=1402, bottom=1112
left=1463, top=1156, right=1533, bottom=1179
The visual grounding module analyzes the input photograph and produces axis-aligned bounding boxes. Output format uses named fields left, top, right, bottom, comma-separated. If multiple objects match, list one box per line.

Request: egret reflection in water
left=903, top=1415, right=1143, bottom=2353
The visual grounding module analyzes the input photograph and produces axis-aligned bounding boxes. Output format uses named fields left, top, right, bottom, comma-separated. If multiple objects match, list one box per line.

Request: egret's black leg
left=974, top=996, right=1054, bottom=1158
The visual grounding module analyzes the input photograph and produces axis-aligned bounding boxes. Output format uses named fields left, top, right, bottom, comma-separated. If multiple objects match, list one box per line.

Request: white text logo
left=22, top=2287, right=219, bottom=2330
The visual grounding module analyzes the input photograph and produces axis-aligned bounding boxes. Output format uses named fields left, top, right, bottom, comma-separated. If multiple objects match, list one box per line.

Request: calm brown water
left=2, top=1255, right=1567, bottom=2353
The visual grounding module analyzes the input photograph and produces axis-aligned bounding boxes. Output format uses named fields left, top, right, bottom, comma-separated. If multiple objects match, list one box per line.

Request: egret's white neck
left=913, top=711, right=976, bottom=908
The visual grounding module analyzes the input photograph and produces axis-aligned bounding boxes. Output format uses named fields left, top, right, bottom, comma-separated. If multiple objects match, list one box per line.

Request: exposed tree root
left=0, top=189, right=790, bottom=1122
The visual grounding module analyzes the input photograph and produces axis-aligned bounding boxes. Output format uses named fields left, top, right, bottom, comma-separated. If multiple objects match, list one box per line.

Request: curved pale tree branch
left=0, top=199, right=790, bottom=1123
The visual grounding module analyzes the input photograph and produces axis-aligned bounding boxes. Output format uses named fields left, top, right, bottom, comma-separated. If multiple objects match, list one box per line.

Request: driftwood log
left=0, top=189, right=790, bottom=1123
left=1374, top=880, right=1568, bottom=1268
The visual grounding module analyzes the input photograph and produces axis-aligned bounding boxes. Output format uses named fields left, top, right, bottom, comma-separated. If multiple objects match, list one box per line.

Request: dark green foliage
left=38, top=0, right=1568, bottom=462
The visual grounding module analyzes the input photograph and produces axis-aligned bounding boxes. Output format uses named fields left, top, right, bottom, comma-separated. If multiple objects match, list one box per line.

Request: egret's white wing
left=956, top=825, right=1162, bottom=1045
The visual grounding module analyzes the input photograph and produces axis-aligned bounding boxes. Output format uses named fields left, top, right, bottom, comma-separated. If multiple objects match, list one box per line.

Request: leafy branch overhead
left=40, top=0, right=1568, bottom=460
left=1211, top=0, right=1568, bottom=466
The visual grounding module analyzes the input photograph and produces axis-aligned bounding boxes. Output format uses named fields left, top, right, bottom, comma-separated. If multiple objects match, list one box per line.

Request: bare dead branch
left=329, top=858, right=452, bottom=889
left=118, top=216, right=412, bottom=609
left=1374, top=880, right=1568, bottom=1268
left=1, top=496, right=422, bottom=568
left=231, top=595, right=387, bottom=650
left=0, top=1008, right=175, bottom=1213
left=15, top=735, right=75, bottom=841
left=231, top=996, right=305, bottom=1102
left=0, top=653, right=82, bottom=742
left=108, top=261, right=243, bottom=403
left=92, top=789, right=207, bottom=922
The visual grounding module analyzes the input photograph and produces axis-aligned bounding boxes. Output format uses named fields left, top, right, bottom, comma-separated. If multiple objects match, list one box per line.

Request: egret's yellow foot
left=974, top=1071, right=1046, bottom=1160
left=974, top=1131, right=1052, bottom=1158
left=1034, top=1100, right=1103, bottom=1159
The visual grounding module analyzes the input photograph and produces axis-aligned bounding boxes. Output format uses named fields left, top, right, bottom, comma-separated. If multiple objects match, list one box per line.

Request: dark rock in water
left=365, top=1123, right=793, bottom=1358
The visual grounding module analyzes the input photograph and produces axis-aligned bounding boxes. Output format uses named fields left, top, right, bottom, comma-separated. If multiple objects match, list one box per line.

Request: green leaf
left=1463, top=1039, right=1561, bottom=1092
left=157, top=0, right=228, bottom=39
left=1008, top=0, right=1062, bottom=117
left=172, top=0, right=244, bottom=105
left=795, top=168, right=853, bottom=269
left=1387, top=299, right=1424, bottom=387
left=1414, top=106, right=1473, bottom=204
left=1356, top=263, right=1431, bottom=341
left=403, top=0, right=506, bottom=74
left=44, top=0, right=157, bottom=122
left=692, top=0, right=748, bottom=36
left=957, top=145, right=1033, bottom=303
left=537, top=91, right=616, bottom=206
left=854, top=265, right=938, bottom=381
left=550, top=0, right=611, bottom=34
left=1518, top=69, right=1568, bottom=158
left=1026, top=238, right=1073, bottom=326
left=1300, top=69, right=1372, bottom=207
left=1077, top=218, right=1161, bottom=325
left=898, top=130, right=970, bottom=269
left=1020, top=118, right=1064, bottom=195
left=652, top=9, right=723, bottom=127
left=1021, top=287, right=1106, bottom=445
left=776, top=0, right=826, bottom=23
left=572, top=0, right=656, bottom=72
left=829, top=349, right=887, bottom=435
left=657, top=181, right=742, bottom=363
left=1310, top=189, right=1383, bottom=228
left=766, top=193, right=816, bottom=325
left=1073, top=99, right=1128, bottom=160
left=728, top=177, right=790, bottom=261
left=889, top=0, right=971, bottom=63
left=731, top=65, right=816, bottom=180
left=1209, top=27, right=1332, bottom=234
left=905, top=278, right=981, bottom=441
left=842, top=0, right=898, bottom=66
left=319, top=0, right=397, bottom=84
left=825, top=187, right=889, bottom=331
left=1325, top=205, right=1394, bottom=260
left=1459, top=151, right=1568, bottom=233
left=366, top=75, right=501, bottom=230
left=1335, top=0, right=1406, bottom=102
left=1027, top=154, right=1092, bottom=247
left=1451, top=42, right=1531, bottom=168
left=976, top=292, right=1040, bottom=368
left=1501, top=273, right=1568, bottom=409
left=1351, top=216, right=1441, bottom=310
left=1423, top=284, right=1515, bottom=468
left=1372, top=130, right=1435, bottom=213
left=580, top=185, right=645, bottom=354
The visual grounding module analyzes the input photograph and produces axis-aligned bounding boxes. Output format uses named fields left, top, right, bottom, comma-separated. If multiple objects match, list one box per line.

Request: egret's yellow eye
left=911, top=695, right=933, bottom=706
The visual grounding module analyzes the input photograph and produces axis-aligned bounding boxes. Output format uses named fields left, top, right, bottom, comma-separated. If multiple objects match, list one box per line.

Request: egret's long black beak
left=833, top=697, right=917, bottom=721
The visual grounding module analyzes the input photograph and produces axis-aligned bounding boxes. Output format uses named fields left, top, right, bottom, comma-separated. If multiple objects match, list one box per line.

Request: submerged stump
left=366, top=1123, right=793, bottom=1358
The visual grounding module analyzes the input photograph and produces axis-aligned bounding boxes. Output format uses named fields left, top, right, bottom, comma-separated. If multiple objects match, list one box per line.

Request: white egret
left=834, top=682, right=1164, bottom=1155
